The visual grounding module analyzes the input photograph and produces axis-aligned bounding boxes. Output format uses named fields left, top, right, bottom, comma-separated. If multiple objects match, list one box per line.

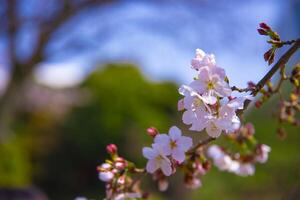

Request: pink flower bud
left=106, top=144, right=118, bottom=155
left=255, top=101, right=262, bottom=108
left=158, top=179, right=169, bottom=191
left=259, top=22, right=271, bottom=30
left=257, top=28, right=268, bottom=35
left=247, top=81, right=256, bottom=89
left=244, top=123, right=255, bottom=136
left=146, top=127, right=159, bottom=137
left=115, top=157, right=127, bottom=170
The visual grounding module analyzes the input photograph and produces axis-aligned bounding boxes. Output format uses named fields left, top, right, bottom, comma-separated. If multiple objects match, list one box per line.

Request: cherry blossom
left=154, top=126, right=193, bottom=163
left=255, top=144, right=271, bottom=163
left=143, top=143, right=172, bottom=176
left=190, top=66, right=231, bottom=104
left=191, top=49, right=216, bottom=70
left=98, top=163, right=114, bottom=182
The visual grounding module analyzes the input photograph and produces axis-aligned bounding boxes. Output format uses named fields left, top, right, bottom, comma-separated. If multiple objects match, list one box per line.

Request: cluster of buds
left=183, top=152, right=211, bottom=189
left=257, top=22, right=280, bottom=65
left=97, top=144, right=145, bottom=200
left=290, top=64, right=300, bottom=87
left=278, top=90, right=300, bottom=126
left=208, top=124, right=271, bottom=176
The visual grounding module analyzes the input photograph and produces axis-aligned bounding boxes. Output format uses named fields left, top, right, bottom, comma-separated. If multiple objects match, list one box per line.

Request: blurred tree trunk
left=0, top=0, right=114, bottom=142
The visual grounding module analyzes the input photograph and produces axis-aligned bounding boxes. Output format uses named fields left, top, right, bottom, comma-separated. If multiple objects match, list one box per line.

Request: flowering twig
left=243, top=38, right=300, bottom=111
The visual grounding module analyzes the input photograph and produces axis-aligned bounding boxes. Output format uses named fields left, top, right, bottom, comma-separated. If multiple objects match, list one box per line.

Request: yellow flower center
left=169, top=140, right=177, bottom=149
left=193, top=98, right=203, bottom=107
left=207, top=81, right=215, bottom=89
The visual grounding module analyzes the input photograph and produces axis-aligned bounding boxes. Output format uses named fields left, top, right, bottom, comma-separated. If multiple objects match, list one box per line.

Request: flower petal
left=146, top=160, right=159, bottom=173
left=177, top=136, right=193, bottom=151
left=169, top=126, right=182, bottom=140
left=172, top=148, right=186, bottom=163
left=160, top=158, right=172, bottom=176
left=142, top=147, right=157, bottom=159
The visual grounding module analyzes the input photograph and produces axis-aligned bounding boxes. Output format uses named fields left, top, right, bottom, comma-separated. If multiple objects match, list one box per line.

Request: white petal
left=146, top=160, right=159, bottom=173
left=142, top=147, right=157, bottom=159
left=177, top=136, right=193, bottom=151
left=160, top=159, right=172, bottom=176
left=169, top=126, right=182, bottom=140
left=182, top=110, right=194, bottom=125
left=154, top=134, right=170, bottom=145
left=172, top=148, right=186, bottom=163
left=206, top=121, right=222, bottom=138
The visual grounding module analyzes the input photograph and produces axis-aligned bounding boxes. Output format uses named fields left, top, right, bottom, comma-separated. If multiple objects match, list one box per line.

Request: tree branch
left=243, top=38, right=300, bottom=111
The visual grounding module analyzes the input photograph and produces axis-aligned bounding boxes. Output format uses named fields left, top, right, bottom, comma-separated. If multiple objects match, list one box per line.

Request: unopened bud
left=106, top=144, right=118, bottom=155
left=115, top=157, right=127, bottom=170
left=257, top=28, right=268, bottom=35
left=202, top=160, right=211, bottom=171
left=259, top=22, right=271, bottom=30
left=158, top=179, right=169, bottom=191
left=244, top=123, right=255, bottom=136
left=264, top=48, right=275, bottom=65
left=147, top=127, right=159, bottom=137
left=255, top=101, right=262, bottom=108
left=247, top=81, right=256, bottom=90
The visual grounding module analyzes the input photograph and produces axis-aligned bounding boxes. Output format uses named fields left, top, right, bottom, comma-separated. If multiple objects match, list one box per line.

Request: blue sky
left=1, top=0, right=299, bottom=89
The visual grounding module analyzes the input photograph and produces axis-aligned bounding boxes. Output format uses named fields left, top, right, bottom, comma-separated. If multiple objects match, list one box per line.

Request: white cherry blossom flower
left=154, top=126, right=193, bottom=163
left=235, top=163, right=255, bottom=176
left=98, top=163, right=114, bottom=182
left=191, top=49, right=216, bottom=70
left=190, top=67, right=231, bottom=104
left=143, top=144, right=172, bottom=176
left=255, top=144, right=271, bottom=163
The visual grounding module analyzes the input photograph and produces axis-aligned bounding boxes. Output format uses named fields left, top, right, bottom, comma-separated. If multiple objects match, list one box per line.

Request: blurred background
left=0, top=0, right=299, bottom=199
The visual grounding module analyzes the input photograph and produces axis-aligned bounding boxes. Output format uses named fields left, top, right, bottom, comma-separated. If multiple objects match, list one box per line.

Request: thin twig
left=243, top=38, right=300, bottom=111
left=187, top=137, right=216, bottom=154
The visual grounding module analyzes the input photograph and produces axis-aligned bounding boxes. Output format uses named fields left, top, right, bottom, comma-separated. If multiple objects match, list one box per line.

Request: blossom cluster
left=207, top=123, right=271, bottom=176
left=178, top=49, right=251, bottom=138
left=143, top=126, right=193, bottom=177
left=96, top=144, right=144, bottom=200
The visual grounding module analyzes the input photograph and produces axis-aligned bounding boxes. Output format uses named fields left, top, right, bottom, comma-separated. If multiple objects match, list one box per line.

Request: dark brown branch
left=242, top=38, right=300, bottom=111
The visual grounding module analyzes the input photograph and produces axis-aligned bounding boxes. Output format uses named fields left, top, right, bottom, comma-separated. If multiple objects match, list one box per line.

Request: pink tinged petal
left=212, top=66, right=226, bottom=79
left=160, top=159, right=172, bottom=176
left=169, top=126, right=182, bottom=140
left=143, top=147, right=157, bottom=159
left=154, top=134, right=170, bottom=145
left=177, top=136, right=193, bottom=151
left=207, top=145, right=223, bottom=159
left=152, top=142, right=171, bottom=156
left=198, top=67, right=210, bottom=82
left=215, top=81, right=232, bottom=97
left=178, top=99, right=185, bottom=111
left=206, top=121, right=222, bottom=138
left=202, top=92, right=217, bottom=105
left=172, top=148, right=186, bottom=163
left=146, top=160, right=159, bottom=173
left=182, top=110, right=194, bottom=125
left=190, top=80, right=206, bottom=94
left=99, top=171, right=114, bottom=182
left=195, top=48, right=206, bottom=59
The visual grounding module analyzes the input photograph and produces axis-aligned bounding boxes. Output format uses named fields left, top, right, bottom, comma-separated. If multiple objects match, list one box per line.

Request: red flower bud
left=255, top=101, right=262, bottom=108
left=147, top=127, right=159, bottom=137
left=106, top=144, right=118, bottom=155
left=264, top=48, right=275, bottom=65
left=259, top=22, right=271, bottom=30
left=247, top=81, right=256, bottom=90
left=257, top=28, right=268, bottom=35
